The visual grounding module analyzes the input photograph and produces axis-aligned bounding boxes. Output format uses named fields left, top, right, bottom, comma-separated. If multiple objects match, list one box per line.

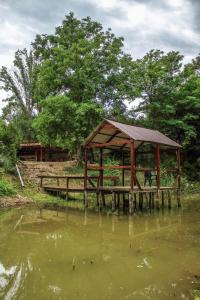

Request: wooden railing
left=38, top=175, right=119, bottom=189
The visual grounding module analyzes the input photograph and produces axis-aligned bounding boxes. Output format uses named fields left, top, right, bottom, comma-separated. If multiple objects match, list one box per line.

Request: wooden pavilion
left=39, top=119, right=182, bottom=213
left=82, top=119, right=182, bottom=212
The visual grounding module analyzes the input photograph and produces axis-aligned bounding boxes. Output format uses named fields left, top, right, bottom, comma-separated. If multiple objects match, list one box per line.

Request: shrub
left=0, top=179, right=16, bottom=197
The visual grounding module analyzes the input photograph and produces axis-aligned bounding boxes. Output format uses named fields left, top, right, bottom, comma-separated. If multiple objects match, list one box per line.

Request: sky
left=0, top=0, right=200, bottom=108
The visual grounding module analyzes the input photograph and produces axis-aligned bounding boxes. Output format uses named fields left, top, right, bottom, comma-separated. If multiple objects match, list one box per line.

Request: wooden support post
left=66, top=177, right=69, bottom=201
left=130, top=140, right=135, bottom=191
left=129, top=192, right=133, bottom=214
left=123, top=192, right=126, bottom=210
left=40, top=177, right=43, bottom=188
left=177, top=189, right=181, bottom=208
left=96, top=191, right=100, bottom=206
left=161, top=191, right=165, bottom=208
left=99, top=148, right=103, bottom=187
left=57, top=178, right=60, bottom=186
left=112, top=192, right=116, bottom=211
left=35, top=150, right=37, bottom=161
left=121, top=152, right=125, bottom=203
left=133, top=193, right=137, bottom=211
left=117, top=193, right=120, bottom=209
left=156, top=144, right=161, bottom=209
left=139, top=192, right=143, bottom=210
left=149, top=192, right=152, bottom=210
left=176, top=148, right=181, bottom=208
left=84, top=147, right=88, bottom=207
left=167, top=190, right=172, bottom=209
left=102, top=191, right=106, bottom=207
left=84, top=147, right=88, bottom=190
left=152, top=192, right=155, bottom=209
left=40, top=147, right=43, bottom=162
left=84, top=191, right=88, bottom=208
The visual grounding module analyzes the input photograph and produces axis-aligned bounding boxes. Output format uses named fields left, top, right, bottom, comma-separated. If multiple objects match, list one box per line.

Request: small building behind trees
left=17, top=142, right=69, bottom=162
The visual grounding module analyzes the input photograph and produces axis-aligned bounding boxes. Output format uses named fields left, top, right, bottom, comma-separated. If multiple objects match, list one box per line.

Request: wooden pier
left=39, top=119, right=182, bottom=213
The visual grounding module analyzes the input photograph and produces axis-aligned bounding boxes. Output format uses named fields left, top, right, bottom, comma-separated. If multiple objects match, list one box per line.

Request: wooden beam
left=88, top=139, right=131, bottom=148
left=156, top=144, right=160, bottom=190
left=130, top=140, right=135, bottom=191
left=135, top=141, right=144, bottom=153
left=106, top=130, right=120, bottom=143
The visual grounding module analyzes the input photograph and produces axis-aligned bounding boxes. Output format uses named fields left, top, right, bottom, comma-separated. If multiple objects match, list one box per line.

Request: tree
left=130, top=49, right=183, bottom=126
left=0, top=118, right=21, bottom=172
left=32, top=12, right=133, bottom=118
left=0, top=48, right=39, bottom=117
left=130, top=49, right=200, bottom=180
left=32, top=96, right=103, bottom=153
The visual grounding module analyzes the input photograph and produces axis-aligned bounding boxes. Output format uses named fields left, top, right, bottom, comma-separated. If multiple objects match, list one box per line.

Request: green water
left=0, top=196, right=200, bottom=300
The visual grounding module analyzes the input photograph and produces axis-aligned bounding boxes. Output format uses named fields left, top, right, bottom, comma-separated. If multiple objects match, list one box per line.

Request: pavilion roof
left=83, top=119, right=182, bottom=150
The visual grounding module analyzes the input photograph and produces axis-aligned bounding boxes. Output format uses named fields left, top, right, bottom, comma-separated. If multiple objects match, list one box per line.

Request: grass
left=0, top=178, right=16, bottom=197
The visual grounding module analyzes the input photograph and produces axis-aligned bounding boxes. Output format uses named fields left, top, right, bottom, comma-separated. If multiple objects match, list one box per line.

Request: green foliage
left=0, top=118, right=21, bottom=172
left=131, top=49, right=200, bottom=180
left=0, top=178, right=16, bottom=196
left=0, top=48, right=39, bottom=117
left=33, top=12, right=132, bottom=117
left=33, top=95, right=103, bottom=152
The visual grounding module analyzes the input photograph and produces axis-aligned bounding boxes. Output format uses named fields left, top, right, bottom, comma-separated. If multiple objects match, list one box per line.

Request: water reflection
left=0, top=200, right=199, bottom=300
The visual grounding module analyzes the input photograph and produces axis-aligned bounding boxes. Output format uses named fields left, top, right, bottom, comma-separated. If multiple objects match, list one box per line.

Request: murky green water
left=0, top=196, right=200, bottom=300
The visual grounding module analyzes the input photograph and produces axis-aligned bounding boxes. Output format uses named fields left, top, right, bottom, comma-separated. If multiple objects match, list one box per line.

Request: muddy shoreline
left=0, top=195, right=33, bottom=208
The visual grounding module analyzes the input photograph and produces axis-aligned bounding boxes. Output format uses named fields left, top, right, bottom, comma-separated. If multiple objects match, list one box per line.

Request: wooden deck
left=39, top=174, right=181, bottom=212
left=43, top=185, right=177, bottom=193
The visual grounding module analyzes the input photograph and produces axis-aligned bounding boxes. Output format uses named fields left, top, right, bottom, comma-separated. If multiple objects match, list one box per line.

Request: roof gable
left=83, top=119, right=182, bottom=149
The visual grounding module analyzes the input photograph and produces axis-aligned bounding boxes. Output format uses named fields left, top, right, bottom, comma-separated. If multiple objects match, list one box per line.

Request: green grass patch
left=0, top=178, right=16, bottom=197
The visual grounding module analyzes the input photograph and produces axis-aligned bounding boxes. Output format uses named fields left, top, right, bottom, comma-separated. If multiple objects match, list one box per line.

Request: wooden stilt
left=96, top=191, right=99, bottom=206
left=176, top=189, right=181, bottom=208
left=66, top=177, right=69, bottom=201
left=102, top=191, right=106, bottom=207
left=155, top=190, right=160, bottom=209
left=84, top=191, right=88, bottom=208
left=123, top=193, right=126, bottom=211
left=138, top=192, right=142, bottom=210
left=117, top=193, right=120, bottom=209
left=152, top=192, right=155, bottom=209
left=167, top=190, right=172, bottom=209
left=112, top=192, right=116, bottom=211
left=133, top=193, right=137, bottom=211
left=149, top=192, right=152, bottom=210
left=129, top=192, right=133, bottom=214
left=161, top=191, right=165, bottom=208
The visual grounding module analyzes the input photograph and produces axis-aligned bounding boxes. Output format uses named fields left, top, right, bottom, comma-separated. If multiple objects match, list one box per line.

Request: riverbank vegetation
left=0, top=12, right=200, bottom=185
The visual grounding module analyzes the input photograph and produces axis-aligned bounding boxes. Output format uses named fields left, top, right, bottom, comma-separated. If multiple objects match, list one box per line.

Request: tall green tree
left=131, top=49, right=200, bottom=179
left=32, top=12, right=133, bottom=118
left=0, top=48, right=39, bottom=117
left=32, top=95, right=103, bottom=154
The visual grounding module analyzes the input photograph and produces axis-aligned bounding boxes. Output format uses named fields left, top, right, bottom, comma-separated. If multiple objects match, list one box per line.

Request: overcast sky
left=0, top=0, right=200, bottom=108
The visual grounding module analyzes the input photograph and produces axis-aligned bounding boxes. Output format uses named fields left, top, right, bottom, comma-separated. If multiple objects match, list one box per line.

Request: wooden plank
left=88, top=139, right=131, bottom=148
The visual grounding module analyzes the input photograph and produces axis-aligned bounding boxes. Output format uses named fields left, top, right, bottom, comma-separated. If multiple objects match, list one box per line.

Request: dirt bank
left=0, top=194, right=33, bottom=208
